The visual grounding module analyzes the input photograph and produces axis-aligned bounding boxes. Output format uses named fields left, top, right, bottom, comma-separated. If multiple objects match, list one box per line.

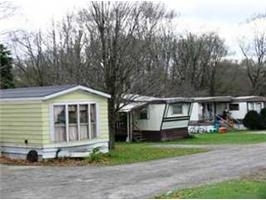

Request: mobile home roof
left=193, top=96, right=232, bottom=102
left=0, top=85, right=111, bottom=101
left=232, top=96, right=266, bottom=102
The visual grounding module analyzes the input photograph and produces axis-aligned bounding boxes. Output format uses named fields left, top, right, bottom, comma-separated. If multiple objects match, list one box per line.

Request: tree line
left=1, top=2, right=265, bottom=148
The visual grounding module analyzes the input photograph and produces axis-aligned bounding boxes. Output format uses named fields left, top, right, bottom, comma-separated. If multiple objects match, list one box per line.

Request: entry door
left=201, top=103, right=214, bottom=120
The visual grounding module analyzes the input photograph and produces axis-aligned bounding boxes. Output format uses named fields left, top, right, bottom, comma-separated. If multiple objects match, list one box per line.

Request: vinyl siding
left=161, top=103, right=191, bottom=130
left=0, top=102, right=44, bottom=145
left=135, top=104, right=165, bottom=131
left=230, top=102, right=247, bottom=119
left=190, top=102, right=200, bottom=121
left=164, top=103, right=191, bottom=117
left=162, top=120, right=190, bottom=130
left=0, top=90, right=109, bottom=148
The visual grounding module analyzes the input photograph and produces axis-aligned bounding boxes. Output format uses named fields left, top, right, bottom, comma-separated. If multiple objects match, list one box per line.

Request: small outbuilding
left=0, top=85, right=110, bottom=160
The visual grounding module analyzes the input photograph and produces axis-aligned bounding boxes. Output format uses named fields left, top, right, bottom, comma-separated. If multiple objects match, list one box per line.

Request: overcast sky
left=1, top=0, right=266, bottom=60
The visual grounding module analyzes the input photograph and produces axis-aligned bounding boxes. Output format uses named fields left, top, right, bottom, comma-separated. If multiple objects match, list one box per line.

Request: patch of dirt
left=241, top=167, right=266, bottom=181
left=0, top=156, right=105, bottom=166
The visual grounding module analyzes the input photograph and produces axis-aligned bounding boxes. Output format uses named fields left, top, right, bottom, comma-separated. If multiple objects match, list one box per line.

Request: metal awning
left=118, top=102, right=148, bottom=113
left=233, top=96, right=266, bottom=102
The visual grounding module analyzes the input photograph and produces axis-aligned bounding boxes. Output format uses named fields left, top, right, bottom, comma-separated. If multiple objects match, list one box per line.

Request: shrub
left=243, top=110, right=263, bottom=130
left=87, top=147, right=103, bottom=163
left=260, top=108, right=266, bottom=129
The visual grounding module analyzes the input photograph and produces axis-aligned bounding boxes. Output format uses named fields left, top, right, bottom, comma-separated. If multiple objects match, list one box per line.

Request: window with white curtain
left=53, top=103, right=97, bottom=142
left=54, top=105, right=66, bottom=142
left=80, top=105, right=89, bottom=139
left=90, top=104, right=97, bottom=139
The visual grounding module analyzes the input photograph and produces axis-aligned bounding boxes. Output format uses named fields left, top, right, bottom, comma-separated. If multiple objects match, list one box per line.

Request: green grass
left=88, top=143, right=206, bottom=165
left=0, top=143, right=206, bottom=166
left=157, top=178, right=266, bottom=199
left=165, top=131, right=266, bottom=145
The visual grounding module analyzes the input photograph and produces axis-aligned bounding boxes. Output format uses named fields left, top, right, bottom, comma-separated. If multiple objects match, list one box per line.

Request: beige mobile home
left=0, top=85, right=110, bottom=160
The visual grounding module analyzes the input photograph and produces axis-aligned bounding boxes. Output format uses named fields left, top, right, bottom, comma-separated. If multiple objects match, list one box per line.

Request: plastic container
left=219, top=127, right=227, bottom=133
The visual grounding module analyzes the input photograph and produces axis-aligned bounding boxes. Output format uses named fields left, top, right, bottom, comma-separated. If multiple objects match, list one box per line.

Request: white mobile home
left=190, top=96, right=232, bottom=123
left=230, top=96, right=266, bottom=120
left=189, top=95, right=266, bottom=132
left=0, top=85, right=110, bottom=160
left=116, top=95, right=193, bottom=141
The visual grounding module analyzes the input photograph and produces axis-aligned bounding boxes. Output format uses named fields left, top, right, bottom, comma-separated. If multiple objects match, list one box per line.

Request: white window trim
left=50, top=101, right=99, bottom=143
left=171, top=103, right=183, bottom=115
left=49, top=104, right=55, bottom=142
left=96, top=103, right=100, bottom=136
left=65, top=104, right=69, bottom=142
left=229, top=103, right=239, bottom=111
left=139, top=107, right=149, bottom=120
left=77, top=105, right=81, bottom=140
left=87, top=104, right=91, bottom=140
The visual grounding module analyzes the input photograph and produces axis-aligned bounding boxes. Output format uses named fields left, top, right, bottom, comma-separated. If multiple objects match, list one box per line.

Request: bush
left=87, top=147, right=103, bottom=163
left=260, top=108, right=266, bottom=129
left=243, top=110, right=263, bottom=130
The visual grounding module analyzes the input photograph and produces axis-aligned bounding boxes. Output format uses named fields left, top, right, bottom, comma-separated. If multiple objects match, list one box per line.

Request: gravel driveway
left=1, top=143, right=266, bottom=199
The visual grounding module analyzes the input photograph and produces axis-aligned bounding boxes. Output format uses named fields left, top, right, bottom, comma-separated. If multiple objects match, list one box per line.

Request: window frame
left=248, top=102, right=254, bottom=111
left=139, top=107, right=149, bottom=120
left=255, top=102, right=262, bottom=111
left=229, top=103, right=239, bottom=111
left=50, top=101, right=99, bottom=143
left=171, top=103, right=183, bottom=115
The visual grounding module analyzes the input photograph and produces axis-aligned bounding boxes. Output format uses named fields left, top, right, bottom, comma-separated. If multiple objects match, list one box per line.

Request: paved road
left=1, top=143, right=266, bottom=199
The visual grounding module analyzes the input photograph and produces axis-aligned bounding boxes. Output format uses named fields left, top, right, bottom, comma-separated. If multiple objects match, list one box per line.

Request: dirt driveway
left=1, top=143, right=266, bottom=199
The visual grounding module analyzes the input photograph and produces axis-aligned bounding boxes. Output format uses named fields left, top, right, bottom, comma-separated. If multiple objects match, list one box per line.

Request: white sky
left=1, top=0, right=266, bottom=60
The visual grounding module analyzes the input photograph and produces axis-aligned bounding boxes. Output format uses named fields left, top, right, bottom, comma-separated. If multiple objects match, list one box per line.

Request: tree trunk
left=108, top=97, right=116, bottom=150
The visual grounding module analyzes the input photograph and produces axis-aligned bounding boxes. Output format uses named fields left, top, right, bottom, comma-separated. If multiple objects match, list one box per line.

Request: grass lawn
left=165, top=131, right=266, bottom=145
left=156, top=169, right=266, bottom=199
left=0, top=143, right=206, bottom=166
left=94, top=143, right=206, bottom=165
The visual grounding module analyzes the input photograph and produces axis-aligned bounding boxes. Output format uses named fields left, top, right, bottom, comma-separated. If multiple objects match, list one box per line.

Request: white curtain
left=54, top=106, right=66, bottom=142
left=90, top=104, right=97, bottom=138
left=80, top=125, right=89, bottom=139
left=54, top=127, right=66, bottom=142
left=69, top=126, right=78, bottom=141
left=53, top=104, right=97, bottom=142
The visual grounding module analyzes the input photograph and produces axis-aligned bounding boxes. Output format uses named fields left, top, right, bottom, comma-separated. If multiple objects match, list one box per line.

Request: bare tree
left=215, top=60, right=250, bottom=96
left=78, top=1, right=174, bottom=148
left=202, top=33, right=227, bottom=96
left=171, top=32, right=227, bottom=96
left=10, top=31, right=51, bottom=86
left=239, top=15, right=266, bottom=95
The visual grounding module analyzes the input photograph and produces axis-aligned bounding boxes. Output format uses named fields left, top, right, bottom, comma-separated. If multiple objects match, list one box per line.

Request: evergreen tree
left=0, top=43, right=14, bottom=89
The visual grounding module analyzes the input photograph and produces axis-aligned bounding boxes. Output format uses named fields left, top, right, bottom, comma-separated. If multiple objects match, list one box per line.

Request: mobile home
left=189, top=95, right=266, bottom=132
left=230, top=96, right=266, bottom=120
left=116, top=95, right=193, bottom=141
left=0, top=85, right=110, bottom=160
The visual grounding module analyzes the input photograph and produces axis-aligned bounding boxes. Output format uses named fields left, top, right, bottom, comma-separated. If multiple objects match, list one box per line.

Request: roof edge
left=0, top=85, right=111, bottom=102
left=43, top=85, right=111, bottom=100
